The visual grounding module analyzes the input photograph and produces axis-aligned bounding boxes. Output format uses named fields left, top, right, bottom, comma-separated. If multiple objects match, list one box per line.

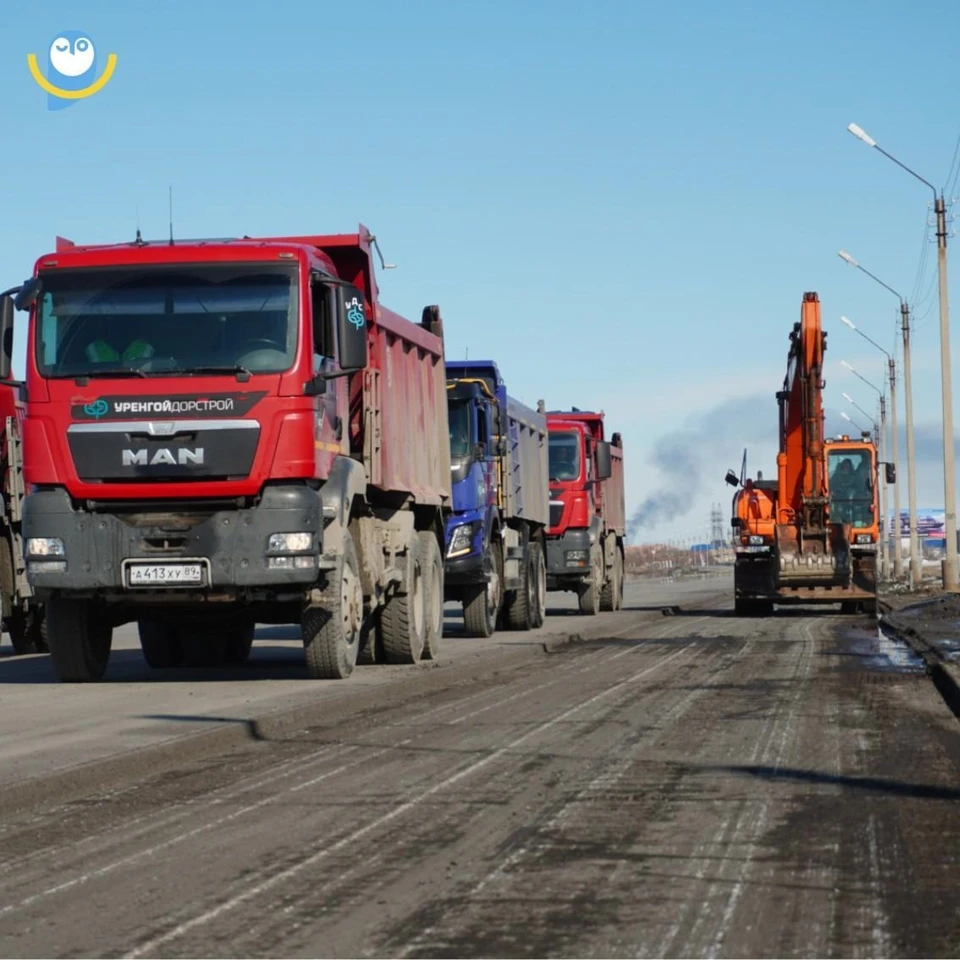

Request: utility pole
left=901, top=301, right=920, bottom=586
left=888, top=356, right=902, bottom=577
left=935, top=195, right=958, bottom=589
left=878, top=394, right=888, bottom=579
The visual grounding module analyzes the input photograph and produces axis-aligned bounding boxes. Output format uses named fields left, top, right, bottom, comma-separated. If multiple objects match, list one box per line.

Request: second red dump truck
left=17, top=225, right=451, bottom=681
left=545, top=409, right=625, bottom=613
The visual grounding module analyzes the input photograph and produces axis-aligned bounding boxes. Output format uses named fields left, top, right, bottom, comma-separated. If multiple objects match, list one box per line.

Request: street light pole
left=839, top=315, right=897, bottom=576
left=837, top=257, right=917, bottom=581
left=847, top=122, right=957, bottom=590
left=841, top=359, right=898, bottom=578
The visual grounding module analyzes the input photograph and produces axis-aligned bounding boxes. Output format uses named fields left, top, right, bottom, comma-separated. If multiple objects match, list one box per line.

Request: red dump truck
left=17, top=225, right=451, bottom=682
left=545, top=410, right=625, bottom=613
left=0, top=293, right=45, bottom=654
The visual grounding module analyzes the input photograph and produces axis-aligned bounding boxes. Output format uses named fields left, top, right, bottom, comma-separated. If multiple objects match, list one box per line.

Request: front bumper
left=546, top=528, right=592, bottom=584
left=23, top=484, right=324, bottom=600
left=444, top=551, right=487, bottom=586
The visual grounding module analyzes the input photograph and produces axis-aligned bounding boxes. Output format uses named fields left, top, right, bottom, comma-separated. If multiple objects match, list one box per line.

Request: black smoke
left=627, top=394, right=775, bottom=541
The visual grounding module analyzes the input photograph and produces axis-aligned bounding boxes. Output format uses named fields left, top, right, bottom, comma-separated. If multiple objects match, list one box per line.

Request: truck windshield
left=549, top=431, right=580, bottom=481
left=448, top=400, right=473, bottom=460
left=827, top=448, right=873, bottom=528
left=34, top=264, right=299, bottom=379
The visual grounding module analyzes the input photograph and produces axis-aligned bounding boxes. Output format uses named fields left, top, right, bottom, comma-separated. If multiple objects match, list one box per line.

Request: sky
left=2, top=0, right=960, bottom=544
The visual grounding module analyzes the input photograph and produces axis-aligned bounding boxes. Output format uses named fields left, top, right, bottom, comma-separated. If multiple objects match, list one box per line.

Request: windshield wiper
left=72, top=367, right=148, bottom=381
left=182, top=364, right=252, bottom=382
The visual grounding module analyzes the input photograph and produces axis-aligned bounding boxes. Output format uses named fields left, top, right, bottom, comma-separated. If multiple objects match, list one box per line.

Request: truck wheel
left=26, top=609, right=49, bottom=653
left=46, top=597, right=113, bottom=682
left=382, top=533, right=426, bottom=663
left=578, top=550, right=602, bottom=616
left=302, top=530, right=363, bottom=679
left=601, top=548, right=625, bottom=612
left=224, top=622, right=256, bottom=664
left=418, top=531, right=443, bottom=660
left=463, top=542, right=501, bottom=638
left=530, top=542, right=546, bottom=628
left=504, top=543, right=539, bottom=631
left=137, top=620, right=184, bottom=668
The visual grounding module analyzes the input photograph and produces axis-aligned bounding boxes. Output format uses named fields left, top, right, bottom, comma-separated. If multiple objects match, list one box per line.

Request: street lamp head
left=842, top=392, right=854, bottom=403
left=841, top=360, right=855, bottom=372
left=838, top=249, right=859, bottom=267
left=841, top=412, right=853, bottom=422
left=847, top=123, right=877, bottom=148
left=840, top=315, right=856, bottom=330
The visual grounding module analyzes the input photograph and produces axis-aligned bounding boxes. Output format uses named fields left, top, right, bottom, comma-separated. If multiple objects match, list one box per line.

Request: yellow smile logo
left=28, top=32, right=117, bottom=110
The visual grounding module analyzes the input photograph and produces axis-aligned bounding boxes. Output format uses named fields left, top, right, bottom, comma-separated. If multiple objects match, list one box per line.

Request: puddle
left=838, top=627, right=926, bottom=674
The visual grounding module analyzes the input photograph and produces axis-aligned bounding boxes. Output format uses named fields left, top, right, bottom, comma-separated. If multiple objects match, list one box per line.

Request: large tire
left=46, top=597, right=113, bottom=682
left=224, top=622, right=256, bottom=664
left=578, top=549, right=602, bottom=616
left=382, top=533, right=426, bottom=663
left=138, top=619, right=184, bottom=668
left=418, top=531, right=443, bottom=660
left=301, top=530, right=363, bottom=679
left=504, top=542, right=538, bottom=631
left=600, top=545, right=623, bottom=612
left=530, top=541, right=546, bottom=628
left=463, top=540, right=502, bottom=638
left=26, top=608, right=49, bottom=653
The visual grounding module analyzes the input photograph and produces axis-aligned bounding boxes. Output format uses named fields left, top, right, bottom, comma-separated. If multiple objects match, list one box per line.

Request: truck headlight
left=749, top=535, right=764, bottom=545
left=27, top=537, right=65, bottom=557
left=268, top=532, right=313, bottom=553
left=447, top=524, right=475, bottom=559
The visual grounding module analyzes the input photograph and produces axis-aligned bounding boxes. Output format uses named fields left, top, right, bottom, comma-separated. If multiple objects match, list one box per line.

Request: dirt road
left=2, top=574, right=960, bottom=958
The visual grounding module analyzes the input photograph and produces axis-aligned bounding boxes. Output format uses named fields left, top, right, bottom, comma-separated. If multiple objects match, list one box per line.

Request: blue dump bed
left=502, top=393, right=550, bottom=527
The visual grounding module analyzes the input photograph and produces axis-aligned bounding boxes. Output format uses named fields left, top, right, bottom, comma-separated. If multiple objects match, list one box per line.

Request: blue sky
left=2, top=1, right=960, bottom=543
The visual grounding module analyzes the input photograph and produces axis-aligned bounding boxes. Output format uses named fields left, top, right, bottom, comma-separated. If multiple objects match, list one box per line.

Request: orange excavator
left=725, top=292, right=893, bottom=617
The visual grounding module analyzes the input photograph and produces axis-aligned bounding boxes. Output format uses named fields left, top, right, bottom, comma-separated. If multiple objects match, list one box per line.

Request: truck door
left=310, top=277, right=344, bottom=469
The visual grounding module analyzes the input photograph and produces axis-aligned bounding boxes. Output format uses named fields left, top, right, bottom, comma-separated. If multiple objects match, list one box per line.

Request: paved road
left=0, top=576, right=716, bottom=789
left=3, top=574, right=960, bottom=958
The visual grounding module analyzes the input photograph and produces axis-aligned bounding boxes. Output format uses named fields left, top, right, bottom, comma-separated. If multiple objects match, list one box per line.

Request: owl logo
left=27, top=31, right=118, bottom=111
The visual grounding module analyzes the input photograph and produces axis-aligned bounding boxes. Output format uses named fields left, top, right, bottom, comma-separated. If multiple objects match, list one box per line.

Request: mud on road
left=2, top=578, right=960, bottom=958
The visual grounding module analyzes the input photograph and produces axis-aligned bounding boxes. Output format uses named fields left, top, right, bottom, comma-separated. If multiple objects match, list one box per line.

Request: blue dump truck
left=444, top=361, right=550, bottom=637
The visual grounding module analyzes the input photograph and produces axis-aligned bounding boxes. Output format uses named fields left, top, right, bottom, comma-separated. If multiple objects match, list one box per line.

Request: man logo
left=122, top=448, right=204, bottom=467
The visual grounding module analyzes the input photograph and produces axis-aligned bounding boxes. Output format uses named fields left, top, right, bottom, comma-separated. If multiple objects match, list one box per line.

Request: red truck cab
left=545, top=409, right=625, bottom=614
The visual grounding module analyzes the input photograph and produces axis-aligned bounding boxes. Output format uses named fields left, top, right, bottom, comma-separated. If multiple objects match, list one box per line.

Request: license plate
left=126, top=562, right=205, bottom=587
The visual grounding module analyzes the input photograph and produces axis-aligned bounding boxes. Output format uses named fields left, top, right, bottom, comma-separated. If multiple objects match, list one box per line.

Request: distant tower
left=710, top=502, right=725, bottom=546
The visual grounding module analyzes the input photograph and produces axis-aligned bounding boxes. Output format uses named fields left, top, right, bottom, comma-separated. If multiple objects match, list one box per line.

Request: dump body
left=443, top=361, right=549, bottom=635
left=20, top=225, right=451, bottom=680
left=545, top=410, right=625, bottom=614
left=728, top=293, right=883, bottom=614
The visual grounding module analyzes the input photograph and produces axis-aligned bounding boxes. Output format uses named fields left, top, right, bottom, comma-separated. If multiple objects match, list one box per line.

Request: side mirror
left=13, top=277, right=40, bottom=312
left=725, top=469, right=740, bottom=487
left=303, top=374, right=327, bottom=396
left=596, top=441, right=612, bottom=481
left=335, top=284, right=369, bottom=373
left=0, top=295, right=12, bottom=380
left=885, top=462, right=896, bottom=484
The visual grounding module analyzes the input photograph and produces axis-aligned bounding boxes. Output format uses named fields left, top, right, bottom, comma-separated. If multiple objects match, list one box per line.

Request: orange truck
left=724, top=292, right=893, bottom=617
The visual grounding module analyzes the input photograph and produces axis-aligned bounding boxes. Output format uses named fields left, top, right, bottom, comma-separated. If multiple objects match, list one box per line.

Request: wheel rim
left=342, top=561, right=362, bottom=649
